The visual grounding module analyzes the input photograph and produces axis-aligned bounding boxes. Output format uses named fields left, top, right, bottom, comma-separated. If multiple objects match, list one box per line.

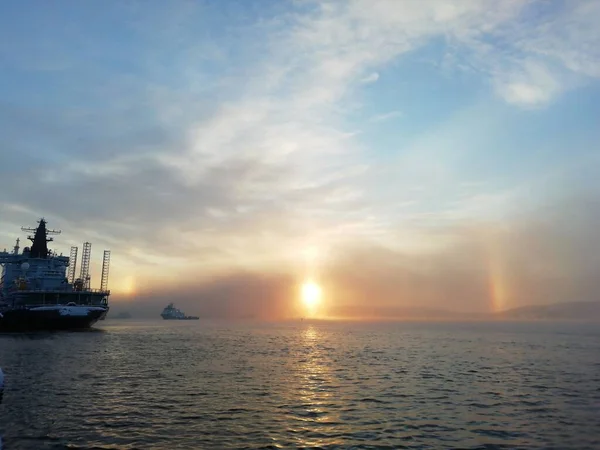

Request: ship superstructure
left=0, top=218, right=111, bottom=331
left=161, top=303, right=199, bottom=320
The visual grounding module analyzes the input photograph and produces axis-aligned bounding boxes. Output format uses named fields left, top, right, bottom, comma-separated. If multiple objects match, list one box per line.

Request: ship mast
left=21, top=218, right=61, bottom=258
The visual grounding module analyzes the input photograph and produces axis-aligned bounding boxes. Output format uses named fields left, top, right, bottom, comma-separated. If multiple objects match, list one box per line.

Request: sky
left=0, top=0, right=599, bottom=320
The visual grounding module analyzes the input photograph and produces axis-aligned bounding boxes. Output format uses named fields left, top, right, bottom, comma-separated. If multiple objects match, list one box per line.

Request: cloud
left=493, top=61, right=562, bottom=107
left=517, top=1, right=600, bottom=79
left=464, top=1, right=599, bottom=106
left=360, top=72, right=379, bottom=84
left=113, top=189, right=600, bottom=320
left=0, top=0, right=599, bottom=312
left=296, top=0, right=600, bottom=107
left=368, top=110, right=403, bottom=123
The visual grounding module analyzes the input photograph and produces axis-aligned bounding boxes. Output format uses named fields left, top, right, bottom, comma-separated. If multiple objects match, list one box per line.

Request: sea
left=0, top=319, right=599, bottom=449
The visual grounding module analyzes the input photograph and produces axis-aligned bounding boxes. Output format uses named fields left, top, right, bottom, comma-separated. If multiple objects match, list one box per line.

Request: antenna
left=100, top=250, right=111, bottom=292
left=79, top=242, right=92, bottom=289
left=68, top=246, right=78, bottom=283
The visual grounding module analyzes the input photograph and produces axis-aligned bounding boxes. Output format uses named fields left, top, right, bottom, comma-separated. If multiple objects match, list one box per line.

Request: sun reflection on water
left=290, top=325, right=345, bottom=447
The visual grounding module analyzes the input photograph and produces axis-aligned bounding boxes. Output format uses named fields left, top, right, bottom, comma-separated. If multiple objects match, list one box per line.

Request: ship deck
left=2, top=288, right=109, bottom=307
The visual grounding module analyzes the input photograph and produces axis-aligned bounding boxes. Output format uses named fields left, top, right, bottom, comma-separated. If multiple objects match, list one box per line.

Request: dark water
left=0, top=320, right=599, bottom=449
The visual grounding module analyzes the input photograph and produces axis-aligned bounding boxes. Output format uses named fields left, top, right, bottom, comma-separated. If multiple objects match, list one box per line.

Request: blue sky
left=0, top=0, right=599, bottom=318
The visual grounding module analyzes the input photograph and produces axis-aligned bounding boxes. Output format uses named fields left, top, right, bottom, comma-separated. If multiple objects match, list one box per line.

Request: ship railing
left=6, top=287, right=110, bottom=295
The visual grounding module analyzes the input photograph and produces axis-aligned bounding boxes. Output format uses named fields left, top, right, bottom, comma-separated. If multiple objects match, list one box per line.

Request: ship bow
left=0, top=305, right=108, bottom=332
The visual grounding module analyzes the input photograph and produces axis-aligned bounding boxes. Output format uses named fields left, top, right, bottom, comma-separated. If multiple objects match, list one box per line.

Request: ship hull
left=0, top=305, right=109, bottom=332
left=161, top=316, right=199, bottom=320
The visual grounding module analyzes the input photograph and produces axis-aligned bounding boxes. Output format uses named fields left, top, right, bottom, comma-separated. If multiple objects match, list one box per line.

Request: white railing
left=7, top=287, right=110, bottom=294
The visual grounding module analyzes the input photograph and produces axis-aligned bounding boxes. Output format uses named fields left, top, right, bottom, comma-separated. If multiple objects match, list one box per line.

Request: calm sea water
left=0, top=319, right=599, bottom=449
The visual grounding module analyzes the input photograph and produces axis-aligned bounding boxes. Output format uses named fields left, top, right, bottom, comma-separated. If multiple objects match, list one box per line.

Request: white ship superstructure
left=161, top=303, right=198, bottom=320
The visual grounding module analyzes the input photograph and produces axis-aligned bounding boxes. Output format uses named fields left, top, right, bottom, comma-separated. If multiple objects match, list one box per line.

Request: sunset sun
left=301, top=281, right=322, bottom=309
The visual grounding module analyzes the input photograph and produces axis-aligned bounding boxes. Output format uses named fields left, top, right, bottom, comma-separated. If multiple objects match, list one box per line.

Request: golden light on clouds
left=114, top=275, right=136, bottom=297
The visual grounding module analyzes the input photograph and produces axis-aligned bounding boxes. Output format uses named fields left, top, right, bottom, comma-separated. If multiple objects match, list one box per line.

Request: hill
left=495, top=301, right=600, bottom=321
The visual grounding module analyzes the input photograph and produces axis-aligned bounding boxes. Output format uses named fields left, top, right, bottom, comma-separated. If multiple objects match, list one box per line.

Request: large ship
left=0, top=218, right=111, bottom=331
left=161, top=303, right=199, bottom=320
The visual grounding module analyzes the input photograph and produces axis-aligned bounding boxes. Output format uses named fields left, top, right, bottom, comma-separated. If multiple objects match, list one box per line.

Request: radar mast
left=21, top=218, right=61, bottom=258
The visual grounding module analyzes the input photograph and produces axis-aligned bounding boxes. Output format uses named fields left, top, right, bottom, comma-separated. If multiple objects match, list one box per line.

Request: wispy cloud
left=361, top=72, right=380, bottom=84
left=493, top=61, right=562, bottom=107
left=368, top=110, right=403, bottom=123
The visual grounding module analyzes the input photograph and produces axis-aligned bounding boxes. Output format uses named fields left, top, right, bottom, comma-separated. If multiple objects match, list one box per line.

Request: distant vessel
left=160, top=303, right=199, bottom=320
left=0, top=218, right=111, bottom=331
left=113, top=311, right=132, bottom=319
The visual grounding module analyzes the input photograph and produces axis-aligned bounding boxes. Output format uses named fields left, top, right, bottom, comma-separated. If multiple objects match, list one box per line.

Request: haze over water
left=1, top=319, right=599, bottom=449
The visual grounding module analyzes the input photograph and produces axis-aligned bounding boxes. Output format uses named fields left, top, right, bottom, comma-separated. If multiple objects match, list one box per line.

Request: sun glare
left=302, top=281, right=322, bottom=308
left=116, top=275, right=136, bottom=296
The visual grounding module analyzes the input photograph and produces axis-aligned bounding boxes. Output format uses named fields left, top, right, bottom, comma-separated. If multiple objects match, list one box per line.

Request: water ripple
left=0, top=320, right=599, bottom=449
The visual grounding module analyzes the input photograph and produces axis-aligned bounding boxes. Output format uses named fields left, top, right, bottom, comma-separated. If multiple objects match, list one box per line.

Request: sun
left=302, top=281, right=322, bottom=308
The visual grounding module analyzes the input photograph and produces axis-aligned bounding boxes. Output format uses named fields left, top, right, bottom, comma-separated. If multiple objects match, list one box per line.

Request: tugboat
left=160, top=303, right=199, bottom=320
left=0, top=218, right=111, bottom=331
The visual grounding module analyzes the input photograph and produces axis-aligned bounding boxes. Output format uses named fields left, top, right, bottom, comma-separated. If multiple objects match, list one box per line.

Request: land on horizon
left=106, top=300, right=600, bottom=323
